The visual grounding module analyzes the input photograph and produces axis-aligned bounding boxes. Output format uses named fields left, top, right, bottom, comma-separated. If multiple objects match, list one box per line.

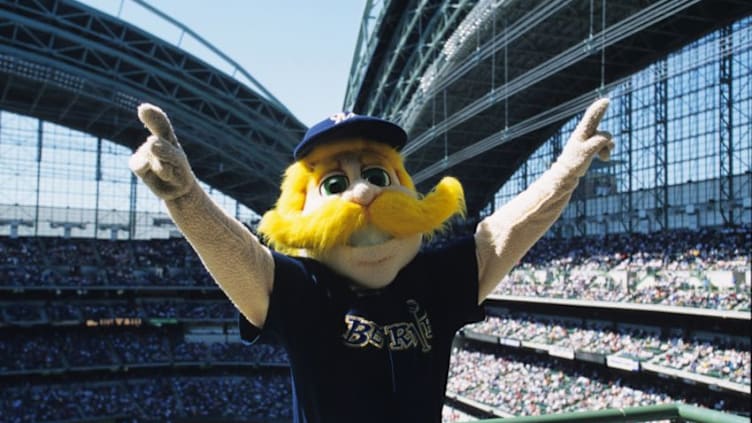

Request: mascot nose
left=343, top=181, right=379, bottom=207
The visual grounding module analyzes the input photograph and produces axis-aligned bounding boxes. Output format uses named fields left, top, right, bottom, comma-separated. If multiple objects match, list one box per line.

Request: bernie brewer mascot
left=130, top=99, right=613, bottom=423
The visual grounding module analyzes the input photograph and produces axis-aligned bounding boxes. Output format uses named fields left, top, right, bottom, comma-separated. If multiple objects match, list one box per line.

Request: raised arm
left=129, top=104, right=273, bottom=328
left=475, top=98, right=614, bottom=302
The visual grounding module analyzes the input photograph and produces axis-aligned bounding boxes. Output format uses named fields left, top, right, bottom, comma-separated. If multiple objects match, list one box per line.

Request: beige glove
left=129, top=104, right=273, bottom=328
left=553, top=98, right=614, bottom=177
left=129, top=104, right=198, bottom=201
left=476, top=98, right=614, bottom=301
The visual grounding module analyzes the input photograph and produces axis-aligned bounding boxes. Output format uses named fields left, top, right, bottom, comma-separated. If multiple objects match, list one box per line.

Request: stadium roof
left=344, top=0, right=752, bottom=216
left=0, top=0, right=306, bottom=214
left=1, top=0, right=750, bottom=218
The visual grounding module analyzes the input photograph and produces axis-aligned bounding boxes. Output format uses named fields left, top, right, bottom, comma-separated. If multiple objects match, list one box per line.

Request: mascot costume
left=130, top=99, right=613, bottom=423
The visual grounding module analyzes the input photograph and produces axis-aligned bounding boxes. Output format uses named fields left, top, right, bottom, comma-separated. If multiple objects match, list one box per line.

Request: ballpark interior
left=0, top=1, right=750, bottom=422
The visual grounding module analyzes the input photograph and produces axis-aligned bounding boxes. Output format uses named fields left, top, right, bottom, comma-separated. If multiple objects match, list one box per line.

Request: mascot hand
left=556, top=98, right=614, bottom=177
left=129, top=104, right=198, bottom=201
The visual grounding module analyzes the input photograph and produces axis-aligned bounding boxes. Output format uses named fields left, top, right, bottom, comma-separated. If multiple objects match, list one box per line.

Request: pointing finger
left=138, top=103, right=178, bottom=145
left=573, top=98, right=610, bottom=139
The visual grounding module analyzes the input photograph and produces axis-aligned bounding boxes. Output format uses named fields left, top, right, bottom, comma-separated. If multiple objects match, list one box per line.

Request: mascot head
left=259, top=112, right=465, bottom=288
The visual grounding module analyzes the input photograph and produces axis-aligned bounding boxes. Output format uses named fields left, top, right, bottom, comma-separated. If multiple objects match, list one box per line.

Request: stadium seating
left=1, top=228, right=749, bottom=421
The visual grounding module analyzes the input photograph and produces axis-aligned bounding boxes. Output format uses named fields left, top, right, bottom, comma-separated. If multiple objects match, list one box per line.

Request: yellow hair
left=370, top=176, right=465, bottom=238
left=259, top=195, right=366, bottom=254
left=258, top=138, right=464, bottom=254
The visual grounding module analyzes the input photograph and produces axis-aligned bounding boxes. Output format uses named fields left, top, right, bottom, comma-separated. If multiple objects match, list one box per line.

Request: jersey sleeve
left=422, top=235, right=485, bottom=331
left=238, top=251, right=316, bottom=344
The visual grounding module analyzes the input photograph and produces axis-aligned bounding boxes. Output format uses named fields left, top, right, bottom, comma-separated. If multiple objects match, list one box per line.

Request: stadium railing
left=472, top=403, right=749, bottom=423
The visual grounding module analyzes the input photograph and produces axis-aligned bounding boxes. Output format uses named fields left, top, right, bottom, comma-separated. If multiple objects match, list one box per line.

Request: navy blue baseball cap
left=294, top=112, right=407, bottom=160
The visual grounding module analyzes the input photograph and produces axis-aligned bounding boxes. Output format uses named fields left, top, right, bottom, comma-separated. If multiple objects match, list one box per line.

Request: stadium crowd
left=0, top=237, right=215, bottom=288
left=3, top=340, right=746, bottom=422
left=0, top=327, right=288, bottom=373
left=1, top=374, right=291, bottom=423
left=1, top=299, right=238, bottom=324
left=8, top=289, right=745, bottom=387
left=2, top=314, right=747, bottom=416
left=491, top=225, right=750, bottom=311
left=465, top=314, right=750, bottom=387
left=446, top=345, right=747, bottom=417
left=441, top=405, right=477, bottom=422
left=2, top=227, right=749, bottom=422
left=2, top=225, right=749, bottom=309
left=512, top=226, right=749, bottom=271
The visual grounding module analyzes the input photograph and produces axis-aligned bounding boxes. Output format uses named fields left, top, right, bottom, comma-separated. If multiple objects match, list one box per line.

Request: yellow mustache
left=259, top=176, right=465, bottom=255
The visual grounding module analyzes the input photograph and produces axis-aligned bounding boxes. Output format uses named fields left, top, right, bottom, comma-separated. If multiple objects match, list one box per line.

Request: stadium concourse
left=1, top=0, right=751, bottom=422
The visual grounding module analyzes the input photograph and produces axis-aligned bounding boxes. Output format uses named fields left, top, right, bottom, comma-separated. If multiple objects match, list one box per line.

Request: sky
left=78, top=0, right=368, bottom=127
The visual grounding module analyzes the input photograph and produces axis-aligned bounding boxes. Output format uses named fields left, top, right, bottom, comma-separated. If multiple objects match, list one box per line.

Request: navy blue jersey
left=240, top=236, right=484, bottom=423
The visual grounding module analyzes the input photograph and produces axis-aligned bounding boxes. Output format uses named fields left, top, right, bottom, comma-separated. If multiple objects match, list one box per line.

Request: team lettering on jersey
left=341, top=299, right=432, bottom=352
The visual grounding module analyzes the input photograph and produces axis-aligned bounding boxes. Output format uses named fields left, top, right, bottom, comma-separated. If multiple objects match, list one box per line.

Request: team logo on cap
left=329, top=112, right=356, bottom=125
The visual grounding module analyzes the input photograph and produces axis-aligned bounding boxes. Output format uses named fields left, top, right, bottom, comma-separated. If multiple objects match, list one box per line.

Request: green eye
left=320, top=174, right=349, bottom=195
left=362, top=167, right=391, bottom=187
